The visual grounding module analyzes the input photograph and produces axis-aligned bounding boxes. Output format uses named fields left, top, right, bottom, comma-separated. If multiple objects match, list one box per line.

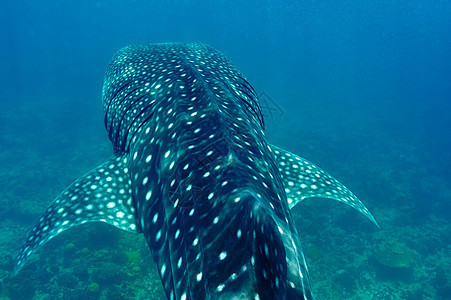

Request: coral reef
left=374, top=242, right=416, bottom=269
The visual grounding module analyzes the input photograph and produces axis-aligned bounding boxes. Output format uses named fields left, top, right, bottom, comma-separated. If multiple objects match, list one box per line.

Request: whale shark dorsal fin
left=269, top=144, right=379, bottom=227
left=15, top=154, right=137, bottom=274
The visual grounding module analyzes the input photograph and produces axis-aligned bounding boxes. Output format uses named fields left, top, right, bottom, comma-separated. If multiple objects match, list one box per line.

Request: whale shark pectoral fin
left=14, top=154, right=137, bottom=274
left=269, top=144, right=379, bottom=228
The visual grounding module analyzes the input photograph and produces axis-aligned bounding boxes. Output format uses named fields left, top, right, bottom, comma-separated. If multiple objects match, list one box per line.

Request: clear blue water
left=0, top=0, right=450, bottom=299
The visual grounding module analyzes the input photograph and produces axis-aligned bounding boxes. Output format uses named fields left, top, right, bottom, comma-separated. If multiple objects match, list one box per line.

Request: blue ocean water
left=0, top=0, right=450, bottom=299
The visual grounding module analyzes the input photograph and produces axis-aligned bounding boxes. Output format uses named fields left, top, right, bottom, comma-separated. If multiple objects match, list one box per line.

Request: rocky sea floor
left=0, top=98, right=450, bottom=299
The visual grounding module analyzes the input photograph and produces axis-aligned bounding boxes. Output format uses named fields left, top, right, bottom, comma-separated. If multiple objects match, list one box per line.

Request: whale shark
left=15, top=42, right=377, bottom=299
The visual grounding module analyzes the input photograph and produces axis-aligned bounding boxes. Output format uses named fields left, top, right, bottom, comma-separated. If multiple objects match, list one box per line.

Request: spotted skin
left=15, top=42, right=377, bottom=299
left=270, top=145, right=378, bottom=227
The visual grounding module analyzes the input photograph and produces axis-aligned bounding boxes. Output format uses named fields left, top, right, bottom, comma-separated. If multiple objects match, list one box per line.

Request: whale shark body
left=15, top=42, right=377, bottom=299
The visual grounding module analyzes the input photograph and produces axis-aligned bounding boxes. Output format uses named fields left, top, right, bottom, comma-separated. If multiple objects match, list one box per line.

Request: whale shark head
left=15, top=42, right=377, bottom=299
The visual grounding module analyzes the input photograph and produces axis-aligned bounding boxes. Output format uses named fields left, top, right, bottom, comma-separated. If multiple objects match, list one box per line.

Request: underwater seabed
left=0, top=98, right=450, bottom=299
left=1, top=191, right=450, bottom=299
left=292, top=201, right=451, bottom=299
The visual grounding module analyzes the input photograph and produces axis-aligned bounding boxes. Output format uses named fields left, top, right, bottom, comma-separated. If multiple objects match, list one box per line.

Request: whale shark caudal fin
left=269, top=145, right=379, bottom=227
left=14, top=154, right=137, bottom=275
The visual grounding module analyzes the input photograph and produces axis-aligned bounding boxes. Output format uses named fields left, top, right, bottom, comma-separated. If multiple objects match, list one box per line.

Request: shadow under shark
left=15, top=42, right=377, bottom=299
